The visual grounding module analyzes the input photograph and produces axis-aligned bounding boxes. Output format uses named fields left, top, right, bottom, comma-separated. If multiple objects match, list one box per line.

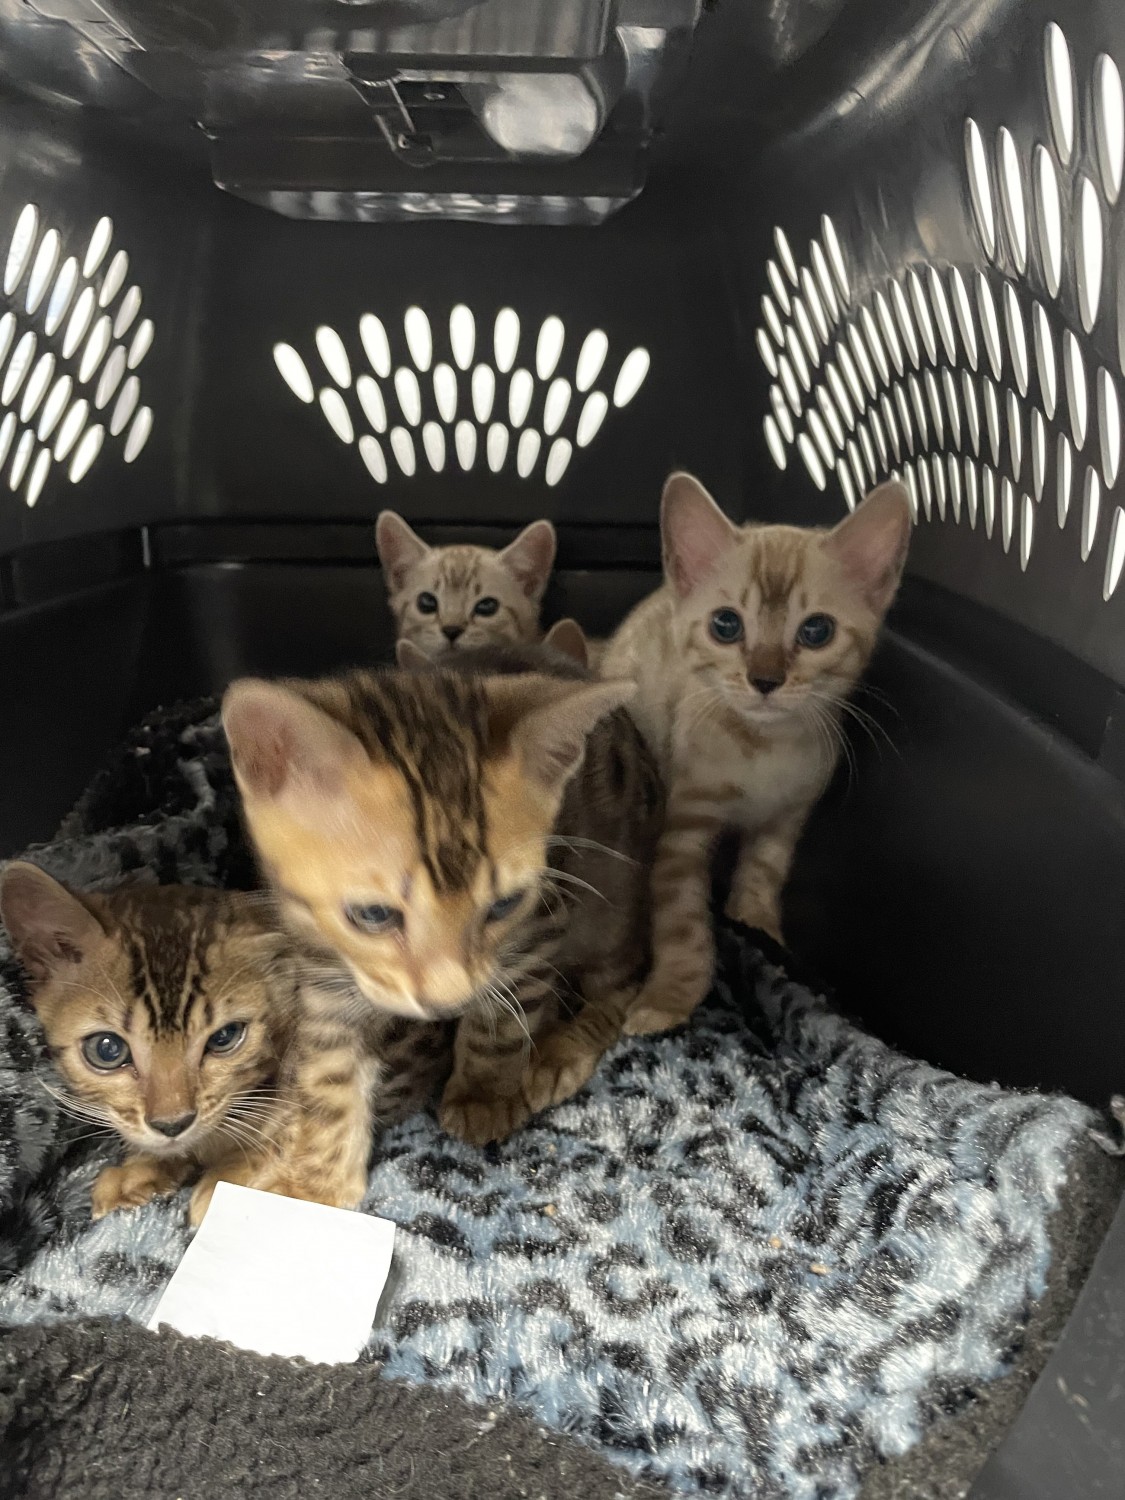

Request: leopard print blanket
left=0, top=702, right=1099, bottom=1498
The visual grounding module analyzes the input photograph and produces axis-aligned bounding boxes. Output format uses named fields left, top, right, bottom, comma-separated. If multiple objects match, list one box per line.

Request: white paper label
left=148, top=1181, right=395, bottom=1364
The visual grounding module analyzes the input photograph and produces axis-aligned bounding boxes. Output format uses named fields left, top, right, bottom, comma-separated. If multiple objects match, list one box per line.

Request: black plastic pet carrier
left=0, top=3, right=1122, bottom=1498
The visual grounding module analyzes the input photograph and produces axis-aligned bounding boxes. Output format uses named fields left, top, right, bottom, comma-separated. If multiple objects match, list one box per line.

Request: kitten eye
left=416, top=591, right=438, bottom=615
left=205, top=1021, right=247, bottom=1055
left=344, top=903, right=403, bottom=934
left=796, top=613, right=836, bottom=649
left=82, top=1032, right=130, bottom=1070
left=485, top=891, right=525, bottom=923
left=709, top=608, right=744, bottom=644
left=473, top=596, right=499, bottom=618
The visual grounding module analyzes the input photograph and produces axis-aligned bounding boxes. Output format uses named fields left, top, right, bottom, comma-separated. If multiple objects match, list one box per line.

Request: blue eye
left=709, top=608, right=744, bottom=644
left=485, top=891, right=525, bottom=923
left=473, top=596, right=499, bottom=617
left=345, top=903, right=403, bottom=934
left=82, top=1032, right=130, bottom=1070
left=205, top=1021, right=247, bottom=1055
left=416, top=592, right=438, bottom=615
left=796, top=613, right=836, bottom=649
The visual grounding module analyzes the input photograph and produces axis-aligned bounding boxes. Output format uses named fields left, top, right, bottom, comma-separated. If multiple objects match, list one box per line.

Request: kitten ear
left=660, top=472, right=738, bottom=596
left=375, top=511, right=430, bottom=592
left=222, top=679, right=366, bottom=804
left=0, top=862, right=107, bottom=983
left=487, top=674, right=635, bottom=790
left=498, top=519, right=556, bottom=601
left=823, top=480, right=912, bottom=613
left=395, top=639, right=434, bottom=671
left=543, top=617, right=588, bottom=668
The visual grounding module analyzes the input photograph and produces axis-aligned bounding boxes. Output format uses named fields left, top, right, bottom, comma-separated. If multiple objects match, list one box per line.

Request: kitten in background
left=376, top=510, right=556, bottom=657
left=0, top=868, right=296, bottom=1225
left=603, top=471, right=911, bottom=1036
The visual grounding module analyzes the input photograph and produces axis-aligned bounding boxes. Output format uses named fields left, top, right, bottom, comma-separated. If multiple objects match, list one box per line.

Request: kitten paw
left=724, top=893, right=783, bottom=943
left=91, top=1158, right=187, bottom=1220
left=188, top=1159, right=263, bottom=1226
left=440, top=1093, right=530, bottom=1147
left=523, top=1044, right=597, bottom=1116
left=247, top=1166, right=367, bottom=1212
left=622, top=1003, right=693, bottom=1037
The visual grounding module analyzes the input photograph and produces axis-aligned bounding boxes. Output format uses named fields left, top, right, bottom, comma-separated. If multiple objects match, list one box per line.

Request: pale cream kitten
left=602, top=471, right=911, bottom=1037
left=376, top=510, right=556, bottom=658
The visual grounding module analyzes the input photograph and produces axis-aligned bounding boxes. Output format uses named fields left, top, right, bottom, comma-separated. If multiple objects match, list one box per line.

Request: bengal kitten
left=602, top=471, right=911, bottom=1036
left=376, top=510, right=556, bottom=658
left=0, top=867, right=296, bottom=1225
left=218, top=652, right=662, bottom=1209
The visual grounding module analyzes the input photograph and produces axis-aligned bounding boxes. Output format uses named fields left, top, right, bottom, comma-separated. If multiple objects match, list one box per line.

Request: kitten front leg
left=724, top=812, right=806, bottom=943
left=91, top=1154, right=195, bottom=1219
left=521, top=970, right=635, bottom=1117
left=440, top=981, right=556, bottom=1147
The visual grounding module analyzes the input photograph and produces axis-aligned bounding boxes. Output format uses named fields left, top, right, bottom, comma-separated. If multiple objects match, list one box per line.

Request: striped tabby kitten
left=219, top=652, right=661, bottom=1209
left=603, top=472, right=911, bottom=1036
left=0, top=867, right=296, bottom=1224
left=376, top=509, right=556, bottom=658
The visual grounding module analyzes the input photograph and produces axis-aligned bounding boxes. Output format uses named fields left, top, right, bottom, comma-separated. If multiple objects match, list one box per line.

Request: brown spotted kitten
left=376, top=509, right=556, bottom=658
left=602, top=471, right=911, bottom=1037
left=0, top=867, right=297, bottom=1225
left=218, top=649, right=662, bottom=1210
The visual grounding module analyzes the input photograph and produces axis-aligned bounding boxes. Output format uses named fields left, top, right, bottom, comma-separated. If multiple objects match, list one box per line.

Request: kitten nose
left=147, top=1111, right=197, bottom=1138
left=442, top=625, right=464, bottom=643
left=751, top=675, right=785, bottom=696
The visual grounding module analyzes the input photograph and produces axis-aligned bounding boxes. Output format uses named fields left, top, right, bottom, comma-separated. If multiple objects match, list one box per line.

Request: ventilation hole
left=517, top=428, right=541, bottom=478
left=43, top=257, right=77, bottom=338
left=1032, top=303, right=1057, bottom=417
left=78, top=315, right=112, bottom=386
left=390, top=425, right=417, bottom=476
left=357, top=373, right=388, bottom=432
left=1064, top=330, right=1088, bottom=448
left=962, top=371, right=981, bottom=455
left=1104, top=506, right=1125, bottom=599
left=510, top=369, right=534, bottom=429
left=770, top=386, right=794, bottom=443
left=858, top=423, right=877, bottom=486
left=821, top=215, right=849, bottom=303
left=798, top=433, right=827, bottom=491
left=1045, top=22, right=1076, bottom=166
left=360, top=314, right=392, bottom=377
left=575, top=329, right=608, bottom=393
left=4, top=204, right=38, bottom=296
left=1058, top=433, right=1074, bottom=526
left=810, top=240, right=840, bottom=322
left=872, top=291, right=904, bottom=377
left=9, top=428, right=34, bottom=489
left=767, top=260, right=791, bottom=317
left=785, top=327, right=812, bottom=393
left=422, top=421, right=446, bottom=472
left=98, top=249, right=128, bottom=309
left=976, top=274, right=1003, bottom=379
left=965, top=119, right=997, bottom=259
left=761, top=294, right=784, bottom=347
left=126, top=319, right=153, bottom=370
left=826, top=362, right=855, bottom=430
left=576, top=391, right=608, bottom=448
left=801, top=269, right=831, bottom=344
left=394, top=367, right=422, bottom=425
left=82, top=216, right=112, bottom=278
left=62, top=287, right=95, bottom=361
left=454, top=420, right=476, bottom=471
left=996, top=128, right=1029, bottom=273
left=0, top=411, right=16, bottom=469
left=1094, top=53, right=1125, bottom=205
left=908, top=374, right=929, bottom=448
left=880, top=393, right=901, bottom=462
left=846, top=438, right=865, bottom=496
left=774, top=226, right=798, bottom=285
left=1075, top=176, right=1104, bottom=333
left=1020, top=492, right=1035, bottom=570
left=471, top=365, right=496, bottom=423
left=24, top=445, right=49, bottom=506
left=1082, top=466, right=1101, bottom=560
left=613, top=347, right=650, bottom=408
left=922, top=268, right=954, bottom=365
left=487, top=423, right=509, bottom=474
left=794, top=299, right=820, bottom=367
left=924, top=370, right=944, bottom=446
left=123, top=407, right=152, bottom=464
left=778, top=355, right=802, bottom=416
left=984, top=377, right=1001, bottom=465
left=536, top=317, right=567, bottom=382
left=908, top=269, right=938, bottom=364
left=2, top=332, right=36, bottom=406
left=948, top=452, right=963, bottom=522
left=808, top=410, right=835, bottom=468
left=1001, top=476, right=1015, bottom=552
left=894, top=383, right=915, bottom=454
left=1003, top=286, right=1029, bottom=396
left=543, top=377, right=571, bottom=436
left=315, top=326, right=351, bottom=388
left=890, top=280, right=921, bottom=371
left=918, top=458, right=933, bottom=520
left=67, top=422, right=103, bottom=484
left=816, top=386, right=845, bottom=450
left=942, top=368, right=962, bottom=449
left=1032, top=407, right=1047, bottom=499
left=452, top=305, right=477, bottom=372
left=545, top=437, right=572, bottom=487
left=53, top=397, right=86, bottom=461
left=319, top=388, right=354, bottom=444
left=37, top=374, right=71, bottom=442
left=949, top=268, right=978, bottom=371
left=868, top=408, right=889, bottom=472
left=1097, top=367, right=1121, bottom=488
left=837, top=343, right=865, bottom=410
left=25, top=229, right=60, bottom=317
left=847, top=322, right=878, bottom=397
left=399, top=306, right=431, bottom=374
left=764, top=415, right=787, bottom=470
left=756, top=329, right=778, bottom=378
left=433, top=363, right=458, bottom=423
left=1006, top=389, right=1023, bottom=478
left=837, top=457, right=857, bottom=510
left=901, top=461, right=919, bottom=521
left=19, top=353, right=54, bottom=424
left=931, top=453, right=948, bottom=520
left=359, top=434, right=387, bottom=484
left=965, top=457, right=979, bottom=528
left=1034, top=145, right=1063, bottom=297
left=113, top=286, right=141, bottom=340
